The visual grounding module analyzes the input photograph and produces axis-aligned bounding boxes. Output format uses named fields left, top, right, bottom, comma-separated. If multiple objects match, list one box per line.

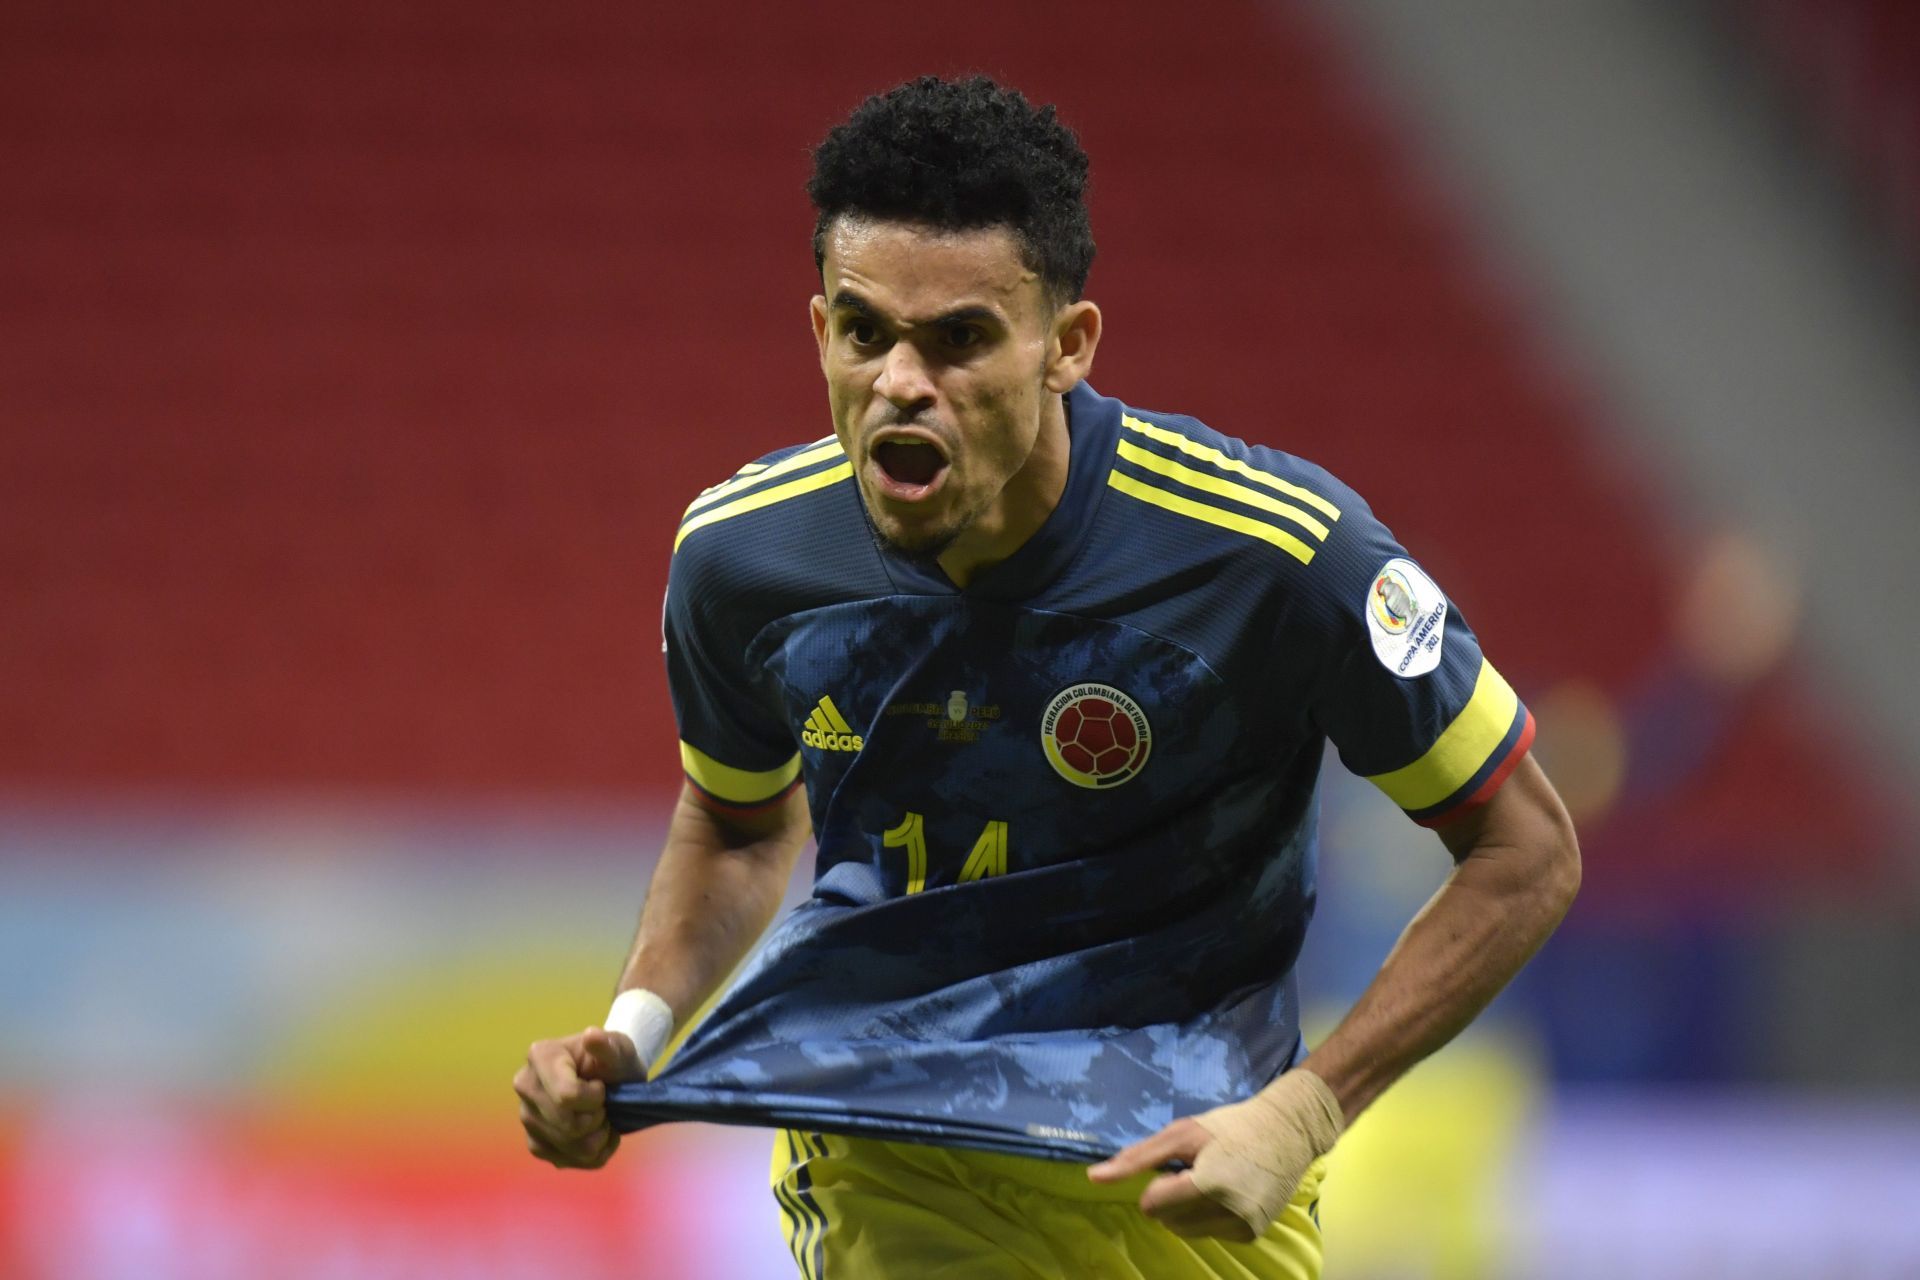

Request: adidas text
left=802, top=729, right=864, bottom=752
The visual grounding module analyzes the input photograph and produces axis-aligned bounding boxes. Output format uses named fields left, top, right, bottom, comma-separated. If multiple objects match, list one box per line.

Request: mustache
left=861, top=411, right=954, bottom=450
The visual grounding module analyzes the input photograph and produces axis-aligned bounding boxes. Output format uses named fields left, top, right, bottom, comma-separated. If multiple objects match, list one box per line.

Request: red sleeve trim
left=1414, top=710, right=1536, bottom=830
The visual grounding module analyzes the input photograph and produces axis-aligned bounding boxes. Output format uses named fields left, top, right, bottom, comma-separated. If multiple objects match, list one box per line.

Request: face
left=811, top=217, right=1095, bottom=561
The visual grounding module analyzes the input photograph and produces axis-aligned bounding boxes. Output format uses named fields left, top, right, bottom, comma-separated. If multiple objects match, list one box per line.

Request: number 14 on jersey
left=881, top=812, right=1008, bottom=894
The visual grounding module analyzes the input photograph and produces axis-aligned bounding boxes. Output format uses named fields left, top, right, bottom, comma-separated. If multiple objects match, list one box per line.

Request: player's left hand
left=1086, top=1114, right=1258, bottom=1240
left=1086, top=1068, right=1344, bottom=1242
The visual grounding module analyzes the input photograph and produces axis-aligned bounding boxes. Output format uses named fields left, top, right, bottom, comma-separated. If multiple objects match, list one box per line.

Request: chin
left=874, top=520, right=960, bottom=560
left=862, top=481, right=966, bottom=559
left=867, top=501, right=964, bottom=558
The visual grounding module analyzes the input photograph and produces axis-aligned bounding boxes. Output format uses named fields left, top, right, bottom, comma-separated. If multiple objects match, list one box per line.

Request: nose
left=873, top=341, right=936, bottom=414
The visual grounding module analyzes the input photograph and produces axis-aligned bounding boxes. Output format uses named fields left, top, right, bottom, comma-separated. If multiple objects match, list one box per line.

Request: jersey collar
left=867, top=381, right=1120, bottom=600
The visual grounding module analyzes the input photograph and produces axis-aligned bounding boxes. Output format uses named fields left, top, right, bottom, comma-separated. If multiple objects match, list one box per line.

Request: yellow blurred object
left=262, top=944, right=612, bottom=1119
left=1316, top=1026, right=1540, bottom=1280
left=261, top=938, right=750, bottom=1124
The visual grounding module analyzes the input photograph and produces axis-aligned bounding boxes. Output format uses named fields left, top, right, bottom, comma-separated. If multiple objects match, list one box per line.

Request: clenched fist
left=514, top=1026, right=643, bottom=1170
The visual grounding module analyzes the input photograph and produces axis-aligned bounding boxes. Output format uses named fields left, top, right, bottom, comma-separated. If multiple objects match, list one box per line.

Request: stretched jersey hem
left=608, top=1087, right=1118, bottom=1164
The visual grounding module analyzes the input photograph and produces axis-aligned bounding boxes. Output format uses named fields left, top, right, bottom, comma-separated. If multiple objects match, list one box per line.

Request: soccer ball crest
left=1041, top=683, right=1152, bottom=788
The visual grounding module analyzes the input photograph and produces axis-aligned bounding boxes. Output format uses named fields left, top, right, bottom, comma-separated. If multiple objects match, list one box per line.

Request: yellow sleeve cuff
left=679, top=740, right=802, bottom=807
left=1365, top=659, right=1520, bottom=812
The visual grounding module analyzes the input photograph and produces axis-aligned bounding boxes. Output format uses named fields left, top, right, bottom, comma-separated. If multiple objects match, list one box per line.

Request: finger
left=570, top=1077, right=608, bottom=1112
left=516, top=1055, right=594, bottom=1134
left=514, top=1059, right=587, bottom=1128
left=530, top=1039, right=599, bottom=1118
left=519, top=1096, right=593, bottom=1149
left=1137, top=1170, right=1206, bottom=1218
left=562, top=1125, right=621, bottom=1170
left=1143, top=1174, right=1259, bottom=1243
left=1087, top=1121, right=1202, bottom=1182
left=580, top=1124, right=620, bottom=1167
left=513, top=1064, right=575, bottom=1132
left=524, top=1112, right=620, bottom=1170
left=579, top=1027, right=642, bottom=1083
left=525, top=1129, right=590, bottom=1169
left=1098, top=1128, right=1182, bottom=1182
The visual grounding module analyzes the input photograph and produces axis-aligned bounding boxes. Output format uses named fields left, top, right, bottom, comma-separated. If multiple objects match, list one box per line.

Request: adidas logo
left=801, top=695, right=864, bottom=753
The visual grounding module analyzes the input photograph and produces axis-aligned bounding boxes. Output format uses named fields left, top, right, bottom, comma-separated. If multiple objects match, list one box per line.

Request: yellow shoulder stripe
left=680, top=740, right=802, bottom=806
left=1116, top=439, right=1331, bottom=542
left=1366, top=660, right=1519, bottom=811
left=684, top=437, right=843, bottom=518
left=698, top=461, right=772, bottom=497
left=1121, top=415, right=1341, bottom=521
left=674, top=461, right=853, bottom=551
left=1108, top=470, right=1316, bottom=565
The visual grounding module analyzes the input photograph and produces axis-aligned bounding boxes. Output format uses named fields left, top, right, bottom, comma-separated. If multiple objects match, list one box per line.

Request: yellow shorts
left=771, top=1129, right=1326, bottom=1279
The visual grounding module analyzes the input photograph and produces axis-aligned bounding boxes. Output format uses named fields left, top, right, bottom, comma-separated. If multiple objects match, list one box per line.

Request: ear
left=810, top=294, right=830, bottom=364
left=1045, top=300, right=1102, bottom=393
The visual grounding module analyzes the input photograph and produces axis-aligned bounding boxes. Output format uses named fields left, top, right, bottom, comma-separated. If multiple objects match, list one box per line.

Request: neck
left=937, top=393, right=1072, bottom=589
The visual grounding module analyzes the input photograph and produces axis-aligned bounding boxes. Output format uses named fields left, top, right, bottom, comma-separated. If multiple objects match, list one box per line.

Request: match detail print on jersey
left=1365, top=557, right=1447, bottom=678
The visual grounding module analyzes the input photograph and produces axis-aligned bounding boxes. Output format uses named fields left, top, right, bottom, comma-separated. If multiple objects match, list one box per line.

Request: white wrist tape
left=604, top=988, right=675, bottom=1072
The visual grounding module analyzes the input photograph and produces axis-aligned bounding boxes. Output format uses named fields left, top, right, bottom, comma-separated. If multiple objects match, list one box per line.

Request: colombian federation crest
left=1041, top=683, right=1152, bottom=788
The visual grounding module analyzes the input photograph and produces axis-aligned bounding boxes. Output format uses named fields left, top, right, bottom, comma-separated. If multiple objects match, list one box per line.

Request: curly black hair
left=808, top=76, right=1095, bottom=307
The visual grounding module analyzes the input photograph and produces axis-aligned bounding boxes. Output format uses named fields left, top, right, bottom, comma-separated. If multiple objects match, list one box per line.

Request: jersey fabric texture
left=608, top=381, right=1534, bottom=1163
left=770, top=1130, right=1326, bottom=1280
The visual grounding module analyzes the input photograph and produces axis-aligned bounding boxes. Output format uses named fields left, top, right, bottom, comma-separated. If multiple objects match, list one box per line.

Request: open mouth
left=870, top=438, right=950, bottom=501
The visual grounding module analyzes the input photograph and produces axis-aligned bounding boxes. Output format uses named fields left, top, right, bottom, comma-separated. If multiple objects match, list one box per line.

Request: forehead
left=821, top=217, right=1041, bottom=319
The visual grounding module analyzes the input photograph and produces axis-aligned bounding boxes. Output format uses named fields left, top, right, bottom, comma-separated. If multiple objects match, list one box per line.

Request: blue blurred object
left=1518, top=913, right=1766, bottom=1084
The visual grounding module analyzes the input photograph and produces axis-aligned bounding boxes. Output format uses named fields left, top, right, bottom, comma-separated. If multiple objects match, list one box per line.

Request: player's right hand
left=514, top=1026, right=643, bottom=1170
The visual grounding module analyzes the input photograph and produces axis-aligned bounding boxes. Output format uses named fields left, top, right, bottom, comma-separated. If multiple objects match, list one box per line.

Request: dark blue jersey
left=608, top=382, right=1534, bottom=1162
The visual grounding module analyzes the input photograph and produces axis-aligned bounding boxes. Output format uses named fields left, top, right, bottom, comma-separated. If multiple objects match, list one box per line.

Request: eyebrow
left=830, top=290, right=1002, bottom=330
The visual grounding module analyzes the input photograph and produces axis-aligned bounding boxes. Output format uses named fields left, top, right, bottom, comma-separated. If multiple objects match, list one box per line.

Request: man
left=515, top=76, right=1580, bottom=1278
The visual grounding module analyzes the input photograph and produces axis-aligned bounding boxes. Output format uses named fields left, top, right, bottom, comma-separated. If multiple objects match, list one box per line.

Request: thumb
left=578, top=1026, right=643, bottom=1082
left=1088, top=1123, right=1196, bottom=1183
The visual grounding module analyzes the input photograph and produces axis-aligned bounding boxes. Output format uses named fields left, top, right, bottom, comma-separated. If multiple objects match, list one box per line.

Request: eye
left=847, top=320, right=883, bottom=347
left=944, top=325, right=982, bottom=349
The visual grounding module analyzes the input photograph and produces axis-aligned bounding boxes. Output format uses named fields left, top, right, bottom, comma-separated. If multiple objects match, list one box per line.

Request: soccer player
left=515, top=76, right=1580, bottom=1278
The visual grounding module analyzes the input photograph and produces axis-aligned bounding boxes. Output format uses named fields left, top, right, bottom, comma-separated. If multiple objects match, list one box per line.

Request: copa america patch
left=1366, top=558, right=1447, bottom=678
left=1041, top=683, right=1152, bottom=789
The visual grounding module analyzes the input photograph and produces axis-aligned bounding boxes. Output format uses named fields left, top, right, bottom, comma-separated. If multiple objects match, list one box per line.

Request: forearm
left=1091, top=762, right=1577, bottom=1238
left=1302, top=759, right=1580, bottom=1120
left=615, top=784, right=809, bottom=1027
